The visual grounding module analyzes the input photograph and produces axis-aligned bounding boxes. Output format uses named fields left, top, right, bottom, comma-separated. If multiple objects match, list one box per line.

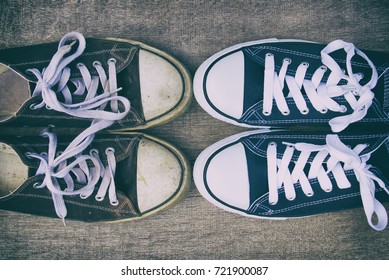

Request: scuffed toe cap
left=136, top=137, right=183, bottom=213
left=139, top=50, right=184, bottom=121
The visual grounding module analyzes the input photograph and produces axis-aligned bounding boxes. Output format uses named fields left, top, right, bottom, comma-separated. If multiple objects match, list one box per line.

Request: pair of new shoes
left=0, top=32, right=192, bottom=223
left=193, top=39, right=389, bottom=231
left=1, top=33, right=388, bottom=231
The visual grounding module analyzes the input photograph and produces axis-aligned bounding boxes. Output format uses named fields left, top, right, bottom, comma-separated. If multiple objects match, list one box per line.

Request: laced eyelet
left=95, top=195, right=104, bottom=202
left=105, top=147, right=115, bottom=154
left=269, top=201, right=277, bottom=205
left=286, top=196, right=295, bottom=201
left=76, top=62, right=84, bottom=68
left=301, top=109, right=309, bottom=115
left=108, top=58, right=117, bottom=64
left=324, top=188, right=332, bottom=193
left=110, top=200, right=119, bottom=206
left=320, top=65, right=327, bottom=71
left=306, top=191, right=314, bottom=197
left=282, top=110, right=290, bottom=116
left=45, top=104, right=52, bottom=110
left=32, top=182, right=41, bottom=189
left=269, top=142, right=276, bottom=146
left=93, top=61, right=102, bottom=67
left=301, top=62, right=309, bottom=67
left=320, top=108, right=328, bottom=114
left=25, top=152, right=32, bottom=158
left=266, top=53, right=274, bottom=57
left=40, top=152, right=48, bottom=157
left=56, top=151, right=63, bottom=157
left=262, top=110, right=271, bottom=116
left=80, top=193, right=88, bottom=199
left=283, top=58, right=292, bottom=64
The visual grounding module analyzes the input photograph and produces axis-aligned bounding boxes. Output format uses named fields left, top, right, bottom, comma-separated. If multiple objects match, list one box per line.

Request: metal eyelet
left=269, top=142, right=276, bottom=146
left=320, top=65, right=327, bottom=71
left=105, top=147, right=115, bottom=154
left=266, top=53, right=274, bottom=57
left=269, top=201, right=277, bottom=205
left=306, top=191, right=314, bottom=197
left=282, top=110, right=290, bottom=116
left=301, top=62, right=309, bottom=67
left=301, top=109, right=309, bottom=115
left=80, top=193, right=88, bottom=199
left=108, top=58, right=117, bottom=64
left=76, top=62, right=84, bottom=68
left=320, top=108, right=328, bottom=114
left=110, top=200, right=119, bottom=206
left=283, top=58, right=292, bottom=64
left=93, top=61, right=102, bottom=67
left=95, top=195, right=104, bottom=202
left=33, top=182, right=41, bottom=189
left=262, top=110, right=271, bottom=116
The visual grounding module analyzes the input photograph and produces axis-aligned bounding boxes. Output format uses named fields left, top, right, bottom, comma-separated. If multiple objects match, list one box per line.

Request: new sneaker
left=0, top=129, right=191, bottom=223
left=193, top=130, right=389, bottom=231
left=0, top=31, right=192, bottom=131
left=194, top=39, right=389, bottom=132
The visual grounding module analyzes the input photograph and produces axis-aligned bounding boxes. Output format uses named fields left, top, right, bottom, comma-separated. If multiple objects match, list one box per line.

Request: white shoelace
left=263, top=40, right=381, bottom=133
left=26, top=31, right=130, bottom=121
left=26, top=125, right=119, bottom=224
left=267, top=135, right=389, bottom=231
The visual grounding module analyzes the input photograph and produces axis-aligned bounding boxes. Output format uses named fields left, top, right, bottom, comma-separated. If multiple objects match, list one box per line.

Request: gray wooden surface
left=0, top=0, right=388, bottom=259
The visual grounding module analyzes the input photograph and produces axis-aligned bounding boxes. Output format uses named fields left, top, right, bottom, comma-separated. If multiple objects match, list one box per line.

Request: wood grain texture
left=0, top=0, right=388, bottom=259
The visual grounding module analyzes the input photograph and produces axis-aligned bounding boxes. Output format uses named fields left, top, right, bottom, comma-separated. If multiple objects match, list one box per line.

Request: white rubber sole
left=193, top=38, right=317, bottom=128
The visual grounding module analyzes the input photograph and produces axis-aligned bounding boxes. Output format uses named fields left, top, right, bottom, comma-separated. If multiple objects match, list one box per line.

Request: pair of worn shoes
left=193, top=39, right=389, bottom=231
left=1, top=34, right=388, bottom=231
left=0, top=32, right=192, bottom=223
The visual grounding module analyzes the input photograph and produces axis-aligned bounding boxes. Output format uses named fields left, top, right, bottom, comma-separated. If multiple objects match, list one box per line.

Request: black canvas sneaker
left=0, top=129, right=191, bottom=223
left=193, top=130, right=389, bottom=231
left=0, top=32, right=192, bottom=132
left=194, top=39, right=389, bottom=132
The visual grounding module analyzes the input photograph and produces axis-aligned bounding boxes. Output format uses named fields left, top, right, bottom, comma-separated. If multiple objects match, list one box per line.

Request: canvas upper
left=194, top=130, right=389, bottom=231
left=194, top=39, right=389, bottom=132
left=0, top=32, right=192, bottom=131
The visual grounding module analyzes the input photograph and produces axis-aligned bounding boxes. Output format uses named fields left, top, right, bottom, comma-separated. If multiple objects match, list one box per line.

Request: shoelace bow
left=26, top=127, right=119, bottom=225
left=267, top=134, right=389, bottom=231
left=26, top=31, right=130, bottom=122
left=263, top=40, right=384, bottom=133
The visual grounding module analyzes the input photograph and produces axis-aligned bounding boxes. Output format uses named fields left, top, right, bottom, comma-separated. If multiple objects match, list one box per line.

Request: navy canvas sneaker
left=0, top=32, right=192, bottom=132
left=194, top=39, right=389, bottom=132
left=193, top=130, right=389, bottom=231
left=0, top=129, right=191, bottom=223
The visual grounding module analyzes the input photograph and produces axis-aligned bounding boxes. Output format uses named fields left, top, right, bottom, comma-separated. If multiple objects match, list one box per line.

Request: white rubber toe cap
left=205, top=50, right=245, bottom=119
left=139, top=49, right=183, bottom=121
left=136, top=138, right=182, bottom=213
left=202, top=142, right=250, bottom=210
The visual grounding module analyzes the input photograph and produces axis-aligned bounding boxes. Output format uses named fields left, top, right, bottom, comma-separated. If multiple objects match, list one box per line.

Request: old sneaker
left=194, top=130, right=389, bottom=230
left=0, top=31, right=192, bottom=131
left=194, top=39, right=389, bottom=132
left=0, top=129, right=190, bottom=223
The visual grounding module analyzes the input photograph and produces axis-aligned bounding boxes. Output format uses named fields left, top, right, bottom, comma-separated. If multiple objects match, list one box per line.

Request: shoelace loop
left=26, top=128, right=120, bottom=224
left=26, top=31, right=130, bottom=122
left=267, top=134, right=389, bottom=231
left=263, top=40, right=379, bottom=132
